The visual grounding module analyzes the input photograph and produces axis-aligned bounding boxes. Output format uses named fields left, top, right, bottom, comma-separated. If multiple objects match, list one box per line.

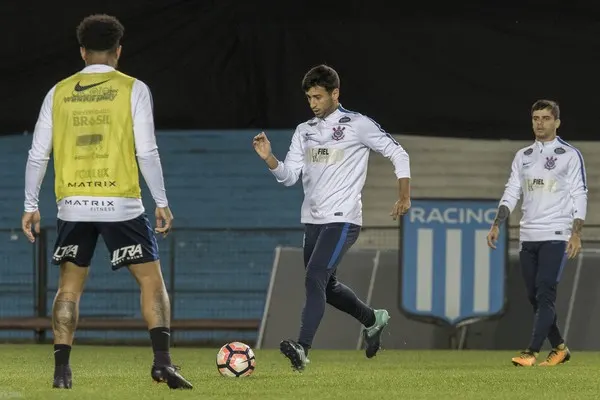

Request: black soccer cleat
left=151, top=365, right=193, bottom=389
left=280, top=339, right=309, bottom=372
left=53, top=365, right=72, bottom=389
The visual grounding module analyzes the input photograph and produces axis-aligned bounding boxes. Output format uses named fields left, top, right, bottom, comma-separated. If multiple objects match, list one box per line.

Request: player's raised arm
left=22, top=86, right=55, bottom=242
left=253, top=128, right=304, bottom=187
left=357, top=117, right=411, bottom=218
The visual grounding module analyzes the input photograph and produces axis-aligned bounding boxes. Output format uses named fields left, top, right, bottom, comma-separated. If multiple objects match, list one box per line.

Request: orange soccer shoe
left=511, top=350, right=538, bottom=367
left=538, top=345, right=571, bottom=366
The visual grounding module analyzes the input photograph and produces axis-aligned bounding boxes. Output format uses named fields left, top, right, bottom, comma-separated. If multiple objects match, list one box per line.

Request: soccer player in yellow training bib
left=21, top=14, right=192, bottom=390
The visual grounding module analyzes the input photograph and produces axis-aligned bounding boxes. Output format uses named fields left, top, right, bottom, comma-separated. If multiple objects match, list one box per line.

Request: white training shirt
left=24, top=64, right=168, bottom=222
left=270, top=105, right=411, bottom=226
left=499, top=136, right=587, bottom=242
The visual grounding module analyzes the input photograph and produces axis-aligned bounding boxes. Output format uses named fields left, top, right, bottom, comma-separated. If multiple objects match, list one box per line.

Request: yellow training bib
left=52, top=70, right=141, bottom=201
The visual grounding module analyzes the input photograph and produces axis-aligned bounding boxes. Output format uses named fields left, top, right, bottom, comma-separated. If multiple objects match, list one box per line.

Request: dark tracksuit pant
left=297, top=223, right=375, bottom=350
left=519, top=240, right=568, bottom=353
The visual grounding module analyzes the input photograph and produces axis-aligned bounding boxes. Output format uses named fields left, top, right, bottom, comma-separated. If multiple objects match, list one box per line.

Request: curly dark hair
left=76, top=14, right=124, bottom=52
left=301, top=64, right=340, bottom=93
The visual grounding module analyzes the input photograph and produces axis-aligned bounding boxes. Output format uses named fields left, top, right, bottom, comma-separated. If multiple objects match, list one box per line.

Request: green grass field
left=2, top=344, right=600, bottom=399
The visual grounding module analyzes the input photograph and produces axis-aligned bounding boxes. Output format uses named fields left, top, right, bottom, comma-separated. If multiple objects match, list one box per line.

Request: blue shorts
left=51, top=213, right=159, bottom=270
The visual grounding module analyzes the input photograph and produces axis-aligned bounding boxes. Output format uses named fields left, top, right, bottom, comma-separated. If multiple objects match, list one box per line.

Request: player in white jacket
left=253, top=64, right=411, bottom=371
left=487, top=99, right=587, bottom=367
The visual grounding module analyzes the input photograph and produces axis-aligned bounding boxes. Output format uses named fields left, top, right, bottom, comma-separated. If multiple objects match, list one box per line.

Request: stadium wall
left=0, top=130, right=305, bottom=344
left=1, top=131, right=598, bottom=351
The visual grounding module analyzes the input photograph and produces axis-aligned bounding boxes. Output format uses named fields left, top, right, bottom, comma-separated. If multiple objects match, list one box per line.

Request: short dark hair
left=531, top=99, right=560, bottom=120
left=76, top=14, right=124, bottom=52
left=301, top=64, right=340, bottom=93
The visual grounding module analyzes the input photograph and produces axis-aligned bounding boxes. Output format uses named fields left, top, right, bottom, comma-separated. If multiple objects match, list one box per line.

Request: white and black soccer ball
left=216, top=341, right=256, bottom=377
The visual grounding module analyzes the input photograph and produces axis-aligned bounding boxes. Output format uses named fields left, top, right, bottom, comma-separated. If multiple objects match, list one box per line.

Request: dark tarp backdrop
left=1, top=0, right=599, bottom=139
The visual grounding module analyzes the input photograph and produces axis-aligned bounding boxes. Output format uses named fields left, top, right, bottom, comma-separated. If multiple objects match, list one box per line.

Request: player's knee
left=128, top=260, right=165, bottom=284
left=58, top=262, right=88, bottom=291
left=55, top=281, right=83, bottom=304
left=138, top=276, right=167, bottom=295
left=55, top=289, right=81, bottom=302
left=305, top=267, right=328, bottom=291
left=57, top=282, right=85, bottom=299
left=325, top=279, right=340, bottom=295
left=535, top=288, right=556, bottom=306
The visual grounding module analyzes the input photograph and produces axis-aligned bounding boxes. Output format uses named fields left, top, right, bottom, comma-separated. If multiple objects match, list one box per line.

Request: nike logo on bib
left=74, top=79, right=110, bottom=92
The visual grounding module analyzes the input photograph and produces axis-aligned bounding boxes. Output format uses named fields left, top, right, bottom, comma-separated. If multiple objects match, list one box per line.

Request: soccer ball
left=216, top=341, right=256, bottom=377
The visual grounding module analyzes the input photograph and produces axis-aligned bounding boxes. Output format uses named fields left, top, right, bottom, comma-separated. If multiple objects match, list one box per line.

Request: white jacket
left=499, top=136, right=587, bottom=242
left=270, top=105, right=410, bottom=226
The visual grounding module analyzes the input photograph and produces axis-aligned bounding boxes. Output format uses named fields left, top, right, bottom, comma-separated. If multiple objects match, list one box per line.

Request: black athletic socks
left=54, top=344, right=71, bottom=366
left=149, top=327, right=172, bottom=367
